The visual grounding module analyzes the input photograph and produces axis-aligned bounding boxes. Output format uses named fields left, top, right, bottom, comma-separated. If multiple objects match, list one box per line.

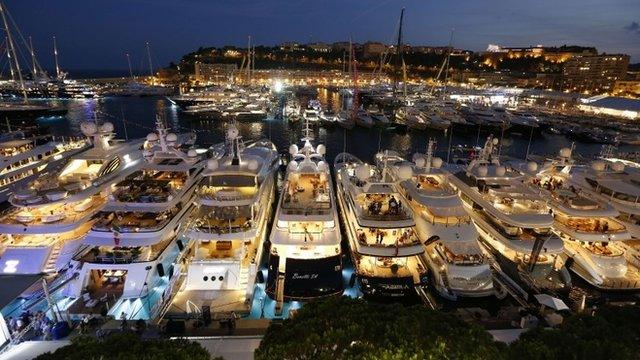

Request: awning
left=593, top=178, right=640, bottom=198
left=0, top=274, right=43, bottom=309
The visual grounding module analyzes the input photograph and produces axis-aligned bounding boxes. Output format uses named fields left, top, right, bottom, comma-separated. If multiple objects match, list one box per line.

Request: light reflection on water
left=39, top=96, right=635, bottom=164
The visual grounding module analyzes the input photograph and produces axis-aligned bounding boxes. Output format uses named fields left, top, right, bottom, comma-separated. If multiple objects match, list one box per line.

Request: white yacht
left=184, top=125, right=279, bottom=302
left=0, top=121, right=144, bottom=275
left=395, top=106, right=427, bottom=131
left=447, top=136, right=571, bottom=295
left=334, top=152, right=428, bottom=299
left=0, top=133, right=88, bottom=203
left=266, top=123, right=343, bottom=309
left=378, top=142, right=495, bottom=300
left=60, top=118, right=203, bottom=320
left=517, top=148, right=640, bottom=291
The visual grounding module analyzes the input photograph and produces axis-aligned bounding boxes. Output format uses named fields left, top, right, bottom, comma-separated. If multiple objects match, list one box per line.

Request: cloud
left=624, top=21, right=640, bottom=34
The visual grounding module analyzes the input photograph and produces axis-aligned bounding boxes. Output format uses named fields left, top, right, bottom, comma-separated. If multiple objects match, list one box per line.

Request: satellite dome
left=289, top=144, right=299, bottom=155
left=355, top=164, right=370, bottom=181
left=248, top=159, right=259, bottom=171
left=398, top=165, right=413, bottom=180
left=187, top=149, right=197, bottom=158
left=477, top=165, right=488, bottom=177
left=146, top=133, right=159, bottom=142
left=495, top=166, right=506, bottom=177
left=206, top=159, right=219, bottom=170
left=611, top=162, right=625, bottom=172
left=101, top=122, right=114, bottom=133
left=316, top=144, right=326, bottom=155
left=591, top=160, right=605, bottom=172
left=559, top=147, right=571, bottom=158
left=431, top=157, right=443, bottom=169
left=166, top=133, right=178, bottom=142
left=80, top=122, right=97, bottom=136
left=415, top=157, right=426, bottom=168
left=492, top=138, right=499, bottom=145
left=227, top=126, right=239, bottom=140
left=527, top=161, right=538, bottom=172
left=317, top=161, right=328, bottom=172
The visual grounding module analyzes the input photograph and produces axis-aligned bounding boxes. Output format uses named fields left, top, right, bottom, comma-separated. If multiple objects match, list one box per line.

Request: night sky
left=7, top=0, right=640, bottom=72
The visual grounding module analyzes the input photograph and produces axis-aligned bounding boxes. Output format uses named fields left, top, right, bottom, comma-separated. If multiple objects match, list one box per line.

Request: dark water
left=37, top=91, right=636, bottom=164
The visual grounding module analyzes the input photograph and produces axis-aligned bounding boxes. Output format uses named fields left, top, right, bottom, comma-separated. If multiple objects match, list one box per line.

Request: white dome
left=559, top=147, right=572, bottom=158
left=80, top=122, right=97, bottom=136
left=492, top=138, right=499, bottom=145
left=206, top=159, right=219, bottom=170
left=591, top=160, right=606, bottom=172
left=355, top=164, right=370, bottom=181
left=398, top=165, right=413, bottom=180
left=187, top=149, right=197, bottom=158
left=287, top=160, right=298, bottom=171
left=431, top=157, right=443, bottom=169
left=495, top=166, right=506, bottom=177
left=227, top=126, right=239, bottom=140
left=527, top=161, right=538, bottom=172
left=317, top=161, right=328, bottom=172
left=415, top=157, right=426, bottom=168
left=248, top=159, right=259, bottom=171
left=289, top=144, right=299, bottom=155
left=611, top=162, right=625, bottom=172
left=477, top=166, right=488, bottom=177
left=146, top=132, right=159, bottom=142
left=101, top=122, right=114, bottom=133
left=166, top=133, right=178, bottom=142
left=316, top=144, right=326, bottom=156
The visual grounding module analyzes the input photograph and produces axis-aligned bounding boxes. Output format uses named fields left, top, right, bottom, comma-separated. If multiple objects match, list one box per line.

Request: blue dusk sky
left=6, top=0, right=640, bottom=71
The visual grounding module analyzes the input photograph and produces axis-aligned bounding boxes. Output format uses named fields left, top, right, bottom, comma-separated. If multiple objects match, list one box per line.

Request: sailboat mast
left=246, top=36, right=252, bottom=84
left=28, top=36, right=37, bottom=78
left=5, top=36, right=15, bottom=81
left=125, top=53, right=134, bottom=81
left=393, top=8, right=405, bottom=94
left=145, top=42, right=154, bottom=77
left=443, top=29, right=454, bottom=94
left=53, top=35, right=61, bottom=79
left=1, top=2, right=27, bottom=100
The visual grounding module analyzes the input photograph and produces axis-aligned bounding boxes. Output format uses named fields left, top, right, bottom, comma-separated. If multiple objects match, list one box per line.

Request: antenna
left=53, top=35, right=60, bottom=79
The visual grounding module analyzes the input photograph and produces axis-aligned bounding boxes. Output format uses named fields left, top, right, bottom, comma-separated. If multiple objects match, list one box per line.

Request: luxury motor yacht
left=183, top=124, right=278, bottom=303
left=570, top=155, right=640, bottom=241
left=378, top=141, right=495, bottom=300
left=0, top=121, right=144, bottom=275
left=0, top=133, right=88, bottom=203
left=60, top=117, right=202, bottom=320
left=334, top=152, right=428, bottom=299
left=266, top=122, right=343, bottom=311
left=516, top=148, right=640, bottom=291
left=447, top=136, right=571, bottom=295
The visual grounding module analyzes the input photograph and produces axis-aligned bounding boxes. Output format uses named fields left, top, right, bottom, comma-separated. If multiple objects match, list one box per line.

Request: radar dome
left=398, top=165, right=413, bottom=180
left=146, top=133, right=159, bottom=142
left=187, top=149, right=197, bottom=158
left=527, top=161, right=538, bottom=172
left=206, top=159, right=219, bottom=170
left=248, top=159, right=259, bottom=171
left=415, top=157, right=426, bottom=168
left=289, top=144, right=299, bottom=155
left=478, top=165, right=488, bottom=177
left=432, top=157, right=443, bottom=169
left=355, top=164, right=370, bottom=181
left=80, top=122, right=97, bottom=136
left=611, top=162, right=625, bottom=172
left=227, top=126, right=239, bottom=140
left=166, top=133, right=178, bottom=142
left=591, top=160, right=606, bottom=172
left=287, top=160, right=298, bottom=171
left=495, top=166, right=506, bottom=177
left=317, top=161, right=328, bottom=172
left=492, top=138, right=499, bottom=145
left=101, top=122, right=114, bottom=133
left=559, top=147, right=572, bottom=158
left=316, top=144, right=326, bottom=155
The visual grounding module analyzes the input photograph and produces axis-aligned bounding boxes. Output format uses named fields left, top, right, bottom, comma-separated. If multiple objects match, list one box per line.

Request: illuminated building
left=561, top=54, right=630, bottom=94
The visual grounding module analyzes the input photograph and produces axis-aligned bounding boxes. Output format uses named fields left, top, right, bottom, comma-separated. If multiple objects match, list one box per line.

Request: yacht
left=395, top=106, right=427, bottom=131
left=378, top=141, right=495, bottom=300
left=0, top=121, right=144, bottom=275
left=517, top=148, right=640, bottom=290
left=447, top=136, right=571, bottom=295
left=184, top=124, right=278, bottom=302
left=60, top=118, right=203, bottom=320
left=355, top=109, right=374, bottom=129
left=266, top=122, right=343, bottom=309
left=0, top=133, right=88, bottom=203
left=334, top=152, right=428, bottom=299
